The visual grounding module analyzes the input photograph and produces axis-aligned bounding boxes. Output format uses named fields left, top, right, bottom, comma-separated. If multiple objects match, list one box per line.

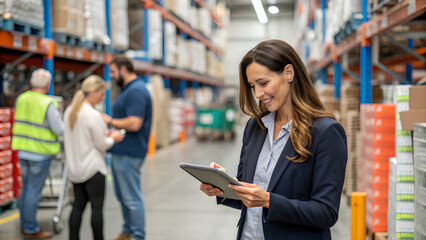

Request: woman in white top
left=64, top=75, right=124, bottom=240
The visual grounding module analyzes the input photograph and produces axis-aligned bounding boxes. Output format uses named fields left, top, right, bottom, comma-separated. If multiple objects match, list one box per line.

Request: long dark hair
left=239, top=39, right=335, bottom=162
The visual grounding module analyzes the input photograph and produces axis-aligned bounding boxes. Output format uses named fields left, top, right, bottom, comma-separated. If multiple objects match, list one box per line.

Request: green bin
left=196, top=106, right=236, bottom=140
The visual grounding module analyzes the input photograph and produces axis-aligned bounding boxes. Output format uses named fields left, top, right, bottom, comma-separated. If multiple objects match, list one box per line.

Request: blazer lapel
left=245, top=127, right=267, bottom=183
left=267, top=138, right=296, bottom=192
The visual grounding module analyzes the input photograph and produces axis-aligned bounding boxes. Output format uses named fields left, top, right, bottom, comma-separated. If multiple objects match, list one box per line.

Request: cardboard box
left=399, top=110, right=426, bottom=131
left=52, top=8, right=85, bottom=36
left=408, top=85, right=426, bottom=110
left=52, top=0, right=85, bottom=36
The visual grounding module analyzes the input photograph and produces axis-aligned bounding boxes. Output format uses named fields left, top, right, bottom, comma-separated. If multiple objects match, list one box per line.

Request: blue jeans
left=19, top=158, right=51, bottom=234
left=111, top=154, right=145, bottom=240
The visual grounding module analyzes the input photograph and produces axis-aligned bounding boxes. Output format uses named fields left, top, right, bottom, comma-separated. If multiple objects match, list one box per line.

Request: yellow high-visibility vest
left=12, top=91, right=60, bottom=156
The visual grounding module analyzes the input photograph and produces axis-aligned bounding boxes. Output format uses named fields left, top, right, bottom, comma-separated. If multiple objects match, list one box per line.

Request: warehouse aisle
left=0, top=124, right=350, bottom=240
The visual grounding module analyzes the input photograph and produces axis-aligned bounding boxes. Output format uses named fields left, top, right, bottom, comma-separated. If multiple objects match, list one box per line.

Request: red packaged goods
left=0, top=109, right=11, bottom=123
left=0, top=150, right=12, bottom=165
left=0, top=137, right=11, bottom=151
left=0, top=190, right=13, bottom=205
left=0, top=177, right=13, bottom=193
left=0, top=164, right=13, bottom=179
left=0, top=123, right=11, bottom=137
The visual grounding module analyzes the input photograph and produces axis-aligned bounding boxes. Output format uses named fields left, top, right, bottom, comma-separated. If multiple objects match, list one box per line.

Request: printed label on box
left=396, top=201, right=414, bottom=214
left=396, top=220, right=414, bottom=232
left=396, top=183, right=415, bottom=195
left=396, top=152, right=413, bottom=163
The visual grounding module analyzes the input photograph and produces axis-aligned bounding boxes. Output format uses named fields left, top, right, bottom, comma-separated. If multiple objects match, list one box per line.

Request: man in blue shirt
left=103, top=56, right=152, bottom=240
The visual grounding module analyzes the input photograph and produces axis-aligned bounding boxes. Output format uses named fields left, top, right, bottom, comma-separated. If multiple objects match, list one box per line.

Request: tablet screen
left=180, top=163, right=241, bottom=200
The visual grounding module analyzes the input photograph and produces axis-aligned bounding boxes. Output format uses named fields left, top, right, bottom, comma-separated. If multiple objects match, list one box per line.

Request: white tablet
left=180, top=163, right=242, bottom=200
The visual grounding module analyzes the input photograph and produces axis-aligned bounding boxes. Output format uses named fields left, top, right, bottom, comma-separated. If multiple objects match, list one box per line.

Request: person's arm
left=90, top=113, right=122, bottom=151
left=109, top=116, right=143, bottom=132
left=104, top=88, right=148, bottom=132
left=215, top=118, right=256, bottom=209
left=261, top=122, right=348, bottom=229
left=46, top=103, right=64, bottom=136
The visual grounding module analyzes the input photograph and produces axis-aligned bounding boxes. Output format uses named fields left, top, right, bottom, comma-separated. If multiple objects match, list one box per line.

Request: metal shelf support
left=320, top=69, right=327, bottom=84
left=360, top=0, right=372, bottom=104
left=43, top=0, right=54, bottom=95
left=143, top=8, right=150, bottom=61
left=372, top=36, right=409, bottom=84
left=383, top=34, right=426, bottom=64
left=342, top=67, right=361, bottom=83
left=321, top=0, right=326, bottom=44
left=375, top=62, right=409, bottom=84
left=104, top=0, right=111, bottom=114
left=180, top=80, right=187, bottom=98
left=164, top=77, right=170, bottom=89
left=406, top=39, right=413, bottom=83
left=334, top=62, right=342, bottom=99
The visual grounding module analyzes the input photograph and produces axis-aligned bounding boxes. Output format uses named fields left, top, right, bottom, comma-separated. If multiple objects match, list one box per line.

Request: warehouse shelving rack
left=304, top=0, right=426, bottom=103
left=138, top=0, right=225, bottom=101
left=0, top=0, right=225, bottom=112
left=299, top=0, right=425, bottom=236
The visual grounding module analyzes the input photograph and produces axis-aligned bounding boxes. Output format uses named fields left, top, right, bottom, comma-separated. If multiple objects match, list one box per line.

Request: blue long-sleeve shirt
left=241, top=112, right=292, bottom=240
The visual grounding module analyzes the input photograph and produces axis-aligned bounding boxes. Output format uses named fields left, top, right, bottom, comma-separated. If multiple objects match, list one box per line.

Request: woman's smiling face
left=246, top=62, right=294, bottom=113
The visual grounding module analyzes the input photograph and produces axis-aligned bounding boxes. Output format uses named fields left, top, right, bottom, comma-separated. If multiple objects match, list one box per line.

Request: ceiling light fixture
left=268, top=5, right=279, bottom=14
left=251, top=0, right=268, bottom=24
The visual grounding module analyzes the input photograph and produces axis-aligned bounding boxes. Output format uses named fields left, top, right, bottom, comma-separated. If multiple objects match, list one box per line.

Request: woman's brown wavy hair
left=239, top=39, right=335, bottom=163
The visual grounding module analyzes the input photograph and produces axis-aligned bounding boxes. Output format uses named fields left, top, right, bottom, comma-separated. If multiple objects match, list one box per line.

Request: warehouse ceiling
left=225, top=0, right=295, bottom=18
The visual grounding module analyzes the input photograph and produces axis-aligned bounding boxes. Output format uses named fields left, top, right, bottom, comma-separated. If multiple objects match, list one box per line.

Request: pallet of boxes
left=358, top=103, right=395, bottom=238
left=399, top=85, right=426, bottom=240
left=0, top=108, right=20, bottom=214
left=340, top=85, right=360, bottom=196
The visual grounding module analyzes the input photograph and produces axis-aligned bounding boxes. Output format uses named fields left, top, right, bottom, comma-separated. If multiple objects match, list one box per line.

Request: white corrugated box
left=189, top=6, right=199, bottom=30
left=175, top=0, right=190, bottom=23
left=176, top=36, right=190, bottom=69
left=110, top=0, right=129, bottom=50
left=198, top=8, right=212, bottom=37
left=164, top=21, right=177, bottom=67
left=84, top=0, right=110, bottom=44
left=342, top=0, right=362, bottom=24
left=1, top=0, right=44, bottom=28
left=148, top=9, right=163, bottom=60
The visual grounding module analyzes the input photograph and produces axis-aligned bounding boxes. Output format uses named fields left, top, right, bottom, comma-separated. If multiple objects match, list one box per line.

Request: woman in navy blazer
left=200, top=39, right=348, bottom=240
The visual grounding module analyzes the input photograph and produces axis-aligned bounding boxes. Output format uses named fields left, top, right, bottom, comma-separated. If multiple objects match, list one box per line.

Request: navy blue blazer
left=219, top=117, right=348, bottom=240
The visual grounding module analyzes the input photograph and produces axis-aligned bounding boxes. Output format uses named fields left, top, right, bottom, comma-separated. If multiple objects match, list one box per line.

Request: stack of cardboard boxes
left=388, top=85, right=415, bottom=240
left=413, top=123, right=426, bottom=240
left=340, top=85, right=360, bottom=195
left=0, top=0, right=44, bottom=29
left=399, top=85, right=426, bottom=240
left=0, top=108, right=14, bottom=208
left=359, top=104, right=395, bottom=233
left=317, top=84, right=339, bottom=116
left=110, top=0, right=129, bottom=50
left=52, top=0, right=85, bottom=38
left=148, top=75, right=172, bottom=149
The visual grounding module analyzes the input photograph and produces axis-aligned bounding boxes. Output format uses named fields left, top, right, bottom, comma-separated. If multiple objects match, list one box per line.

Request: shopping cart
left=39, top=147, right=71, bottom=234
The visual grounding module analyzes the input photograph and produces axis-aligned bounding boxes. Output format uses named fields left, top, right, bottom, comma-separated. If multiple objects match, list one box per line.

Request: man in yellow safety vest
left=11, top=69, right=64, bottom=239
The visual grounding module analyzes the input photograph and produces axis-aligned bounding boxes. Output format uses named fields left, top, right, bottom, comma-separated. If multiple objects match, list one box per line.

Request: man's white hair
left=30, top=69, right=52, bottom=89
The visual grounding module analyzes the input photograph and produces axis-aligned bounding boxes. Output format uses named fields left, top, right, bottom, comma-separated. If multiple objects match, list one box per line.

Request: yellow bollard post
left=147, top=134, right=156, bottom=156
left=351, top=192, right=367, bottom=240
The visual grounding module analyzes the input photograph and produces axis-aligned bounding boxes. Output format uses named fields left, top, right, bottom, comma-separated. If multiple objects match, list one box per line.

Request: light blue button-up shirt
left=241, top=112, right=292, bottom=240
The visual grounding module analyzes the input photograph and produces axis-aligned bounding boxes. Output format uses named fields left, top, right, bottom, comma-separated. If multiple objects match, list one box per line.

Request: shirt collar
left=261, top=112, right=293, bottom=133
left=123, top=78, right=140, bottom=91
